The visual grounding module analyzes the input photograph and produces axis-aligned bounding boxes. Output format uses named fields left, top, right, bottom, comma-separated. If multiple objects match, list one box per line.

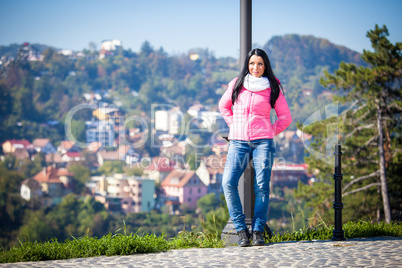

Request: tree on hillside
left=68, top=163, right=91, bottom=194
left=197, top=193, right=221, bottom=216
left=0, top=167, right=26, bottom=248
left=314, top=25, right=401, bottom=223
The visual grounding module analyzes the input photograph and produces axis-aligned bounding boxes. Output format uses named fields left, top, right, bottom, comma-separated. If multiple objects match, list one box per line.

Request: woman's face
left=248, top=55, right=265, bottom=78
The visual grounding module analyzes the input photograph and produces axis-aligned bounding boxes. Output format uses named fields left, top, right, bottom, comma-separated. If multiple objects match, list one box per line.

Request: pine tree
left=318, top=25, right=402, bottom=223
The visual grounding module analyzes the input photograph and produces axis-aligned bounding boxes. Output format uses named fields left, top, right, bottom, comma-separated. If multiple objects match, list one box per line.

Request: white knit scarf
left=243, top=74, right=270, bottom=92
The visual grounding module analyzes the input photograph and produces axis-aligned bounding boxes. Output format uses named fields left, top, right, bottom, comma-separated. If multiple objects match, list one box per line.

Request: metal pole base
left=332, top=229, right=346, bottom=241
left=221, top=219, right=273, bottom=246
left=332, top=145, right=345, bottom=241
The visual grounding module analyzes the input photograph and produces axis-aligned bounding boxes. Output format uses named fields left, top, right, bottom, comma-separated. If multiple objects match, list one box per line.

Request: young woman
left=219, top=48, right=292, bottom=246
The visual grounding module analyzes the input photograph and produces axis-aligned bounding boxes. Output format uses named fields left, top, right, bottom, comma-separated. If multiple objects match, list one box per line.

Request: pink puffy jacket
left=219, top=77, right=292, bottom=141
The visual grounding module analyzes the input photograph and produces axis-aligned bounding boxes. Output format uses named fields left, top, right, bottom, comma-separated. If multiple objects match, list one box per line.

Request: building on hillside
left=32, top=138, right=57, bottom=154
left=83, top=93, right=102, bottom=104
left=161, top=170, right=207, bottom=210
left=57, top=140, right=81, bottom=154
left=99, top=40, right=122, bottom=60
left=211, top=141, right=229, bottom=156
left=128, top=128, right=141, bottom=138
left=187, top=104, right=207, bottom=118
left=61, top=152, right=84, bottom=164
left=14, top=148, right=32, bottom=160
left=58, top=49, right=73, bottom=57
left=101, top=40, right=122, bottom=52
left=20, top=178, right=42, bottom=201
left=196, top=155, right=225, bottom=195
left=87, top=142, right=104, bottom=152
left=89, top=174, right=155, bottom=213
left=143, top=157, right=175, bottom=183
left=31, top=166, right=74, bottom=206
left=92, top=105, right=124, bottom=125
left=85, top=120, right=115, bottom=147
left=302, top=89, right=313, bottom=96
left=97, top=151, right=120, bottom=166
left=45, top=153, right=65, bottom=168
left=276, top=130, right=312, bottom=164
left=2, top=139, right=32, bottom=154
left=45, top=153, right=67, bottom=168
left=158, top=133, right=175, bottom=145
left=154, top=108, right=182, bottom=135
left=271, top=163, right=312, bottom=188
left=160, top=140, right=186, bottom=159
left=17, top=42, right=43, bottom=62
left=118, top=145, right=140, bottom=165
left=95, top=145, right=139, bottom=167
left=115, top=125, right=128, bottom=141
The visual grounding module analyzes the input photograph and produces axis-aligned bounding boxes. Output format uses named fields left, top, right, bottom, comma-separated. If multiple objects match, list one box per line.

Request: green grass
left=1, top=221, right=400, bottom=263
left=0, top=233, right=170, bottom=263
left=169, top=226, right=225, bottom=249
left=265, top=221, right=402, bottom=243
left=0, top=225, right=224, bottom=263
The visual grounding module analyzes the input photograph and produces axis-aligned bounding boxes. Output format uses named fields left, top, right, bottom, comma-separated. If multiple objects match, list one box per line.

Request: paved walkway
left=1, top=236, right=401, bottom=267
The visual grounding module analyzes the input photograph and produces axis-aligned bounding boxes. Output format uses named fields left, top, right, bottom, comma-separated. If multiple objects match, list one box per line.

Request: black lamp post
left=239, top=0, right=254, bottom=229
left=240, top=0, right=252, bottom=69
left=221, top=0, right=253, bottom=245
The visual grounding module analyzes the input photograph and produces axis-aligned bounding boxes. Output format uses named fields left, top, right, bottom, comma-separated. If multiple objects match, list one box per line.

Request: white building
left=20, top=178, right=42, bottom=201
left=101, top=40, right=122, bottom=51
left=99, top=40, right=122, bottom=60
left=85, top=120, right=115, bottom=147
left=187, top=104, right=206, bottom=118
left=154, top=108, right=183, bottom=135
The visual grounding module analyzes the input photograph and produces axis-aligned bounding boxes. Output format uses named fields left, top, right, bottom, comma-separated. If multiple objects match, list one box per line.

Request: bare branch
left=353, top=135, right=378, bottom=155
left=392, top=149, right=402, bottom=158
left=394, top=148, right=402, bottom=153
left=365, top=135, right=378, bottom=146
left=340, top=100, right=360, bottom=117
left=356, top=109, right=371, bottom=122
left=344, top=156, right=379, bottom=168
left=342, top=170, right=380, bottom=192
left=343, top=183, right=381, bottom=197
left=382, top=116, right=395, bottom=121
left=388, top=102, right=402, bottom=111
left=345, top=124, right=375, bottom=139
left=351, top=102, right=367, bottom=116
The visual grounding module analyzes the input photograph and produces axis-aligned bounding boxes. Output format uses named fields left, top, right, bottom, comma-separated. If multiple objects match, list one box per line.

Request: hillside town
left=1, top=40, right=313, bottom=216
left=2, top=115, right=312, bottom=216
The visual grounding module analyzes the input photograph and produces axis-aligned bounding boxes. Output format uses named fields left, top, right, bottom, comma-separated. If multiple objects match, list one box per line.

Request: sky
left=0, top=0, right=401, bottom=58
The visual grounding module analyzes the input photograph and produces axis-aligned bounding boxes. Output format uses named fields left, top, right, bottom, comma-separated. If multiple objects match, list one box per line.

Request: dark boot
left=237, top=228, right=251, bottom=247
left=252, top=231, right=265, bottom=246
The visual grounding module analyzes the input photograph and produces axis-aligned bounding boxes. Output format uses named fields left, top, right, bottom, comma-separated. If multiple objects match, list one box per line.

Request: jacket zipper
left=247, top=92, right=253, bottom=141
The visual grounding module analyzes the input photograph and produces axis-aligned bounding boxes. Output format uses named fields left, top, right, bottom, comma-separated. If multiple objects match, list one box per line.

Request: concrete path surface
left=1, top=236, right=401, bottom=267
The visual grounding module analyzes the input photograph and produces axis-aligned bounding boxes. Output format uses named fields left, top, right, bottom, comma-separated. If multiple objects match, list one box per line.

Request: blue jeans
left=222, top=139, right=276, bottom=232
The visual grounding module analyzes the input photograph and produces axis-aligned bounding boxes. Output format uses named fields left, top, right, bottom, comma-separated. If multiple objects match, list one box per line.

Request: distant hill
left=264, top=34, right=365, bottom=83
left=262, top=34, right=366, bottom=127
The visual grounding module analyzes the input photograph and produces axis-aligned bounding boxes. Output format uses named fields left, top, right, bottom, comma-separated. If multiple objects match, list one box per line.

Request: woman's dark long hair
left=231, top=48, right=283, bottom=108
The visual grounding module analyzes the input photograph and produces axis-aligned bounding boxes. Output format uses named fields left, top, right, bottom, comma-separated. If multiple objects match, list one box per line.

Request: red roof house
left=143, top=157, right=175, bottom=183
left=32, top=166, right=74, bottom=205
left=2, top=139, right=32, bottom=153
